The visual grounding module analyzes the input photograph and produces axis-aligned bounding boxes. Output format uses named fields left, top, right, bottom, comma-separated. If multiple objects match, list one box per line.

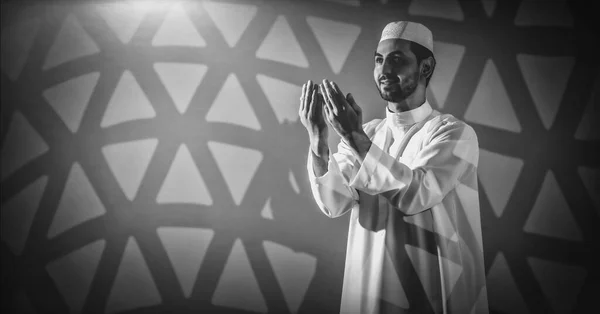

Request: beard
left=376, top=72, right=419, bottom=103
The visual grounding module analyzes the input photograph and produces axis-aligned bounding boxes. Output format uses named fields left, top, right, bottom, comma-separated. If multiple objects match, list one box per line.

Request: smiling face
left=373, top=38, right=421, bottom=103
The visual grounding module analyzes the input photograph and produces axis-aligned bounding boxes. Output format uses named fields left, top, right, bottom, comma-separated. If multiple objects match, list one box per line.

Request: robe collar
left=385, top=100, right=433, bottom=129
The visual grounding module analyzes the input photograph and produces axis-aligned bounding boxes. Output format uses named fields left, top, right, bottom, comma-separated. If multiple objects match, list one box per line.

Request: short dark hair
left=410, top=42, right=436, bottom=86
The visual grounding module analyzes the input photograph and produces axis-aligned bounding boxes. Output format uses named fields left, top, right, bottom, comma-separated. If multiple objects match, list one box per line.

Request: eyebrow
left=374, top=51, right=406, bottom=57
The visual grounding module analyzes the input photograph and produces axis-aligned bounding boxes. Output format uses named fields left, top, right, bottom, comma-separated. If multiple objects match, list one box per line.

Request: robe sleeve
left=348, top=118, right=479, bottom=215
left=306, top=120, right=382, bottom=218
left=307, top=139, right=360, bottom=218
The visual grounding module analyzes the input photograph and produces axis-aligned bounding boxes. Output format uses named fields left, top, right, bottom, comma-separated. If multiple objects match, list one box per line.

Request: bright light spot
left=126, top=0, right=176, bottom=13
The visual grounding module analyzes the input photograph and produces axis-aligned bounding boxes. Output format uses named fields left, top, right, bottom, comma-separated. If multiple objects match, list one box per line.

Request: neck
left=386, top=84, right=426, bottom=113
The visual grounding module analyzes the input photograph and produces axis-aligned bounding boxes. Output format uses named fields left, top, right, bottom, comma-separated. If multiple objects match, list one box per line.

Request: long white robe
left=307, top=101, right=488, bottom=314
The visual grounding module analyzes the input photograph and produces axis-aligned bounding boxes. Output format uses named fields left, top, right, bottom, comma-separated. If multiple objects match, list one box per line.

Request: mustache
left=379, top=76, right=399, bottom=83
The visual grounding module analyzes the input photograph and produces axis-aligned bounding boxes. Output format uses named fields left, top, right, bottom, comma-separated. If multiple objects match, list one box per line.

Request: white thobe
left=307, top=101, right=489, bottom=314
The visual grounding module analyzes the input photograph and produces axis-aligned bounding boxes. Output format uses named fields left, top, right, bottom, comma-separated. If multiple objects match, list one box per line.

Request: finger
left=323, top=101, right=333, bottom=126
left=307, top=86, right=313, bottom=118
left=311, top=88, right=321, bottom=117
left=306, top=82, right=314, bottom=114
left=328, top=80, right=339, bottom=100
left=307, top=80, right=315, bottom=106
left=331, top=81, right=350, bottom=111
left=330, top=80, right=343, bottom=100
left=332, top=81, right=343, bottom=95
left=314, top=91, right=325, bottom=114
left=324, top=105, right=341, bottom=136
left=308, top=86, right=317, bottom=118
left=322, top=80, right=338, bottom=115
left=300, top=83, right=307, bottom=116
left=327, top=80, right=345, bottom=113
left=320, top=84, right=334, bottom=116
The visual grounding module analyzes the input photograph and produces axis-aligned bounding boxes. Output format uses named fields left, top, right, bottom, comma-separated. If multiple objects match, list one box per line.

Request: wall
left=1, top=0, right=598, bottom=313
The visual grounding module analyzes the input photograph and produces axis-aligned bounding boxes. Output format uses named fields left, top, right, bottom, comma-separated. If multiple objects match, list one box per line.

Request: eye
left=375, top=57, right=383, bottom=64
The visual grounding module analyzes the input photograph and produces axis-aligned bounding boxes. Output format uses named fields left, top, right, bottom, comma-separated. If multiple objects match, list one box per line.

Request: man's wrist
left=310, top=135, right=329, bottom=157
left=346, top=130, right=371, bottom=161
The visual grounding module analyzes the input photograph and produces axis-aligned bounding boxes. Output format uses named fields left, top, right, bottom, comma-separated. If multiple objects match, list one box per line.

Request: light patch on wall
left=477, top=149, right=523, bottom=218
left=43, top=14, right=99, bottom=70
left=481, top=0, right=496, bottom=17
left=154, top=63, right=208, bottom=114
left=102, top=138, right=159, bottom=200
left=212, top=238, right=267, bottom=312
left=157, top=227, right=215, bottom=298
left=206, top=74, right=261, bottom=130
left=100, top=71, right=156, bottom=128
left=256, top=74, right=301, bottom=123
left=1, top=176, right=48, bottom=256
left=256, top=15, right=309, bottom=68
left=464, top=59, right=522, bottom=133
left=306, top=16, right=361, bottom=74
left=408, top=0, right=464, bottom=21
left=0, top=17, right=39, bottom=81
left=322, top=0, right=360, bottom=7
left=574, top=89, right=599, bottom=140
left=207, top=141, right=263, bottom=206
left=42, top=72, right=100, bottom=133
left=528, top=258, right=587, bottom=314
left=514, top=0, right=573, bottom=27
left=152, top=3, right=206, bottom=47
left=46, top=240, right=106, bottom=313
left=156, top=144, right=213, bottom=205
left=261, top=198, right=274, bottom=220
left=289, top=170, right=300, bottom=194
left=524, top=171, right=583, bottom=241
left=578, top=167, right=600, bottom=216
left=517, top=54, right=574, bottom=130
left=428, top=41, right=465, bottom=109
left=106, top=237, right=162, bottom=313
left=95, top=1, right=148, bottom=44
left=47, top=162, right=106, bottom=238
left=486, top=252, right=529, bottom=314
left=203, top=1, right=257, bottom=47
left=263, top=241, right=317, bottom=313
left=1, top=112, right=49, bottom=181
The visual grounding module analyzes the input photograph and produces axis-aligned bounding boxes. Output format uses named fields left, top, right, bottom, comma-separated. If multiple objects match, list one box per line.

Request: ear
left=420, top=57, right=435, bottom=80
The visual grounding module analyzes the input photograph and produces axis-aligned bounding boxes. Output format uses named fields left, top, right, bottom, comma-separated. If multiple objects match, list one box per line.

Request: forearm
left=347, top=143, right=440, bottom=215
left=306, top=141, right=358, bottom=218
left=347, top=122, right=478, bottom=215
left=343, top=130, right=372, bottom=162
left=310, top=137, right=330, bottom=177
left=311, top=148, right=329, bottom=178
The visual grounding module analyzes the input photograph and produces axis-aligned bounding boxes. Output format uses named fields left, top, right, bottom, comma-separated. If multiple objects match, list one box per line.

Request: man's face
left=373, top=39, right=420, bottom=103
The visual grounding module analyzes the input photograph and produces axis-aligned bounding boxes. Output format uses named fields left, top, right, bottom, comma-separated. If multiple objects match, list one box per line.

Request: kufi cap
left=379, top=21, right=434, bottom=55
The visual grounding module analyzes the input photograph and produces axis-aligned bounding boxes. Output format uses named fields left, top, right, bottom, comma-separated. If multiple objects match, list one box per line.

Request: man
left=299, top=21, right=488, bottom=313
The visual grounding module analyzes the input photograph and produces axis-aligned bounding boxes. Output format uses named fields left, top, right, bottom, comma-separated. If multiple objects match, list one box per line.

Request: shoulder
left=424, top=112, right=477, bottom=141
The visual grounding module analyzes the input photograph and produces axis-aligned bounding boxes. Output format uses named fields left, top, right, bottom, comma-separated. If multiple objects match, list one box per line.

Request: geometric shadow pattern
left=1, top=0, right=598, bottom=313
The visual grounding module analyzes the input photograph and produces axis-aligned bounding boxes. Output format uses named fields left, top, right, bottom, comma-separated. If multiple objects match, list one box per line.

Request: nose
left=381, top=59, right=393, bottom=75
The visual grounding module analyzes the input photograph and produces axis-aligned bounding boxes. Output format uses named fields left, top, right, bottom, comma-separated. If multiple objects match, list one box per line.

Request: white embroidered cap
left=379, top=21, right=434, bottom=55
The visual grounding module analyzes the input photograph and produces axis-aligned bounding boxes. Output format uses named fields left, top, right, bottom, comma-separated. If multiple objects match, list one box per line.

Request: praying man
left=299, top=21, right=489, bottom=314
